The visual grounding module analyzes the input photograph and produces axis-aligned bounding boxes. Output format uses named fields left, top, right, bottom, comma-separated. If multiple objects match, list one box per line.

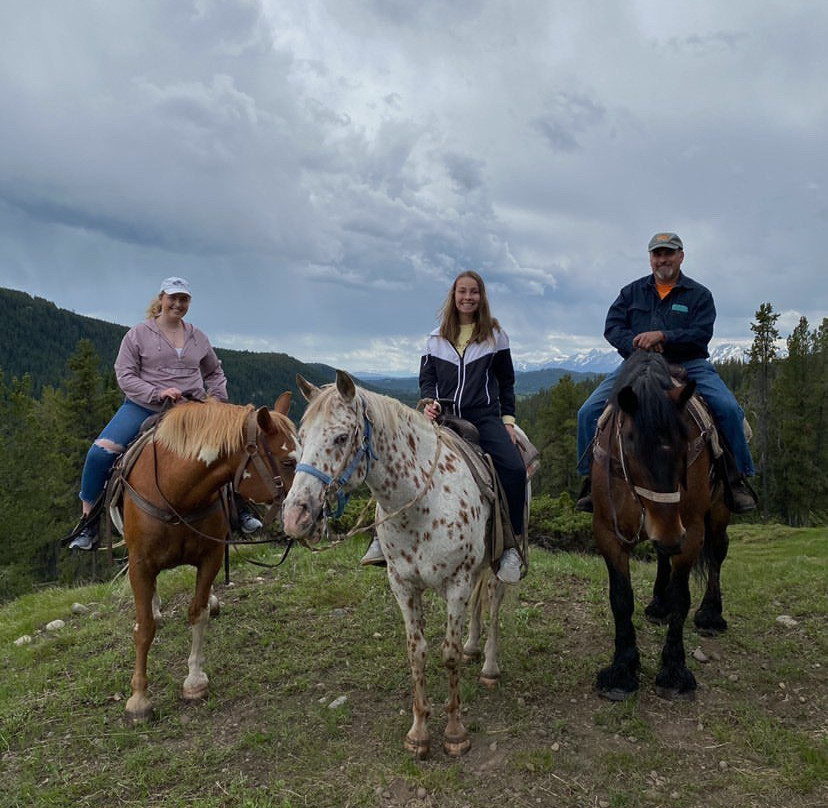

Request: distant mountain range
left=358, top=342, right=752, bottom=399
left=514, top=342, right=751, bottom=374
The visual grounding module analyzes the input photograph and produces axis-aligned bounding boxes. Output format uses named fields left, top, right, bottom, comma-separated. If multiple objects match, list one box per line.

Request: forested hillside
left=0, top=288, right=336, bottom=412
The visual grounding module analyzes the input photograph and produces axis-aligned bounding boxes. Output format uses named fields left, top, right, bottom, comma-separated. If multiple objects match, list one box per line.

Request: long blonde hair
left=145, top=295, right=163, bottom=319
left=438, top=270, right=500, bottom=345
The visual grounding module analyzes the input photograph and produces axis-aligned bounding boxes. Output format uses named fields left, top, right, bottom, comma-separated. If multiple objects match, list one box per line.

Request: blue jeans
left=576, top=358, right=754, bottom=477
left=79, top=399, right=155, bottom=504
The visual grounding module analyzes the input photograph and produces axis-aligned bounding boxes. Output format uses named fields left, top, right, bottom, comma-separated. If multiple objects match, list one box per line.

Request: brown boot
left=575, top=477, right=593, bottom=513
left=729, top=477, right=757, bottom=514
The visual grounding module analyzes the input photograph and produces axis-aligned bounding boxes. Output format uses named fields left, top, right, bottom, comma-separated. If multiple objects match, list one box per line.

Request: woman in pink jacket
left=69, top=277, right=260, bottom=549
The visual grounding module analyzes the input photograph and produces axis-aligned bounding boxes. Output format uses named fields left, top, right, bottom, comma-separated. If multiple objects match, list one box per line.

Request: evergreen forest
left=0, top=289, right=825, bottom=603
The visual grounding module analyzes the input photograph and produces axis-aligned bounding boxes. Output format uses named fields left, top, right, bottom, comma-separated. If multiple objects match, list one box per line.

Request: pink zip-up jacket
left=114, top=318, right=228, bottom=411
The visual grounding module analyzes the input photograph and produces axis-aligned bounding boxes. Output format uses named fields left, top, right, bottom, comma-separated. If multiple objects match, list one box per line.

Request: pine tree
left=746, top=303, right=780, bottom=517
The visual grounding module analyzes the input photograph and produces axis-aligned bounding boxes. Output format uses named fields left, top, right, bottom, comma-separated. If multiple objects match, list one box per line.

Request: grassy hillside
left=1, top=525, right=825, bottom=808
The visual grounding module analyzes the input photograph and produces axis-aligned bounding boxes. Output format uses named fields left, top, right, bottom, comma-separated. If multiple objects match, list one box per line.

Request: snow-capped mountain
left=358, top=342, right=754, bottom=382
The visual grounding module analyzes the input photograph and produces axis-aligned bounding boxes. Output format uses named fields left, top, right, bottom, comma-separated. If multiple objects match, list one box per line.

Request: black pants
left=472, top=413, right=526, bottom=535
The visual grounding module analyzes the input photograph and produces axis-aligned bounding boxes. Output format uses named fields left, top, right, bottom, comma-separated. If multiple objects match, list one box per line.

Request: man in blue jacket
left=575, top=231, right=756, bottom=513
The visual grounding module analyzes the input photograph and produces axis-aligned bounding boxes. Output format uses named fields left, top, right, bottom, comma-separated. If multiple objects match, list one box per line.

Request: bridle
left=291, top=397, right=445, bottom=548
left=294, top=398, right=378, bottom=520
left=595, top=410, right=683, bottom=546
left=232, top=409, right=294, bottom=527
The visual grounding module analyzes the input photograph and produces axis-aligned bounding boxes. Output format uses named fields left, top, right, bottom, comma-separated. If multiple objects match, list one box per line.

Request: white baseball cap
left=159, top=277, right=191, bottom=296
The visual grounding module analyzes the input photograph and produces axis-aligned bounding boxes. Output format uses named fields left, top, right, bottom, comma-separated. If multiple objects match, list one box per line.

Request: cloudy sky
left=1, top=1, right=824, bottom=374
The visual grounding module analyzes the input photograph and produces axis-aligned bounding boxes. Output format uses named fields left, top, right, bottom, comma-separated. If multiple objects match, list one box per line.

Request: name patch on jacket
left=671, top=304, right=689, bottom=313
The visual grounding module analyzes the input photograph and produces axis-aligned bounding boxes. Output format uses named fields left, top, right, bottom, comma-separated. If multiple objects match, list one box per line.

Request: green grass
left=0, top=526, right=825, bottom=808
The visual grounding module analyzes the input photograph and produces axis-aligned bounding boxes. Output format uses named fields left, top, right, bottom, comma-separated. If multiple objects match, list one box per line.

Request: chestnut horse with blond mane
left=118, top=394, right=295, bottom=724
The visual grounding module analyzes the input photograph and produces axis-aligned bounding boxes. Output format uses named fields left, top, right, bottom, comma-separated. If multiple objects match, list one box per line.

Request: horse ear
left=274, top=390, right=292, bottom=416
left=617, top=386, right=638, bottom=416
left=335, top=369, right=356, bottom=403
left=296, top=374, right=319, bottom=403
left=669, top=379, right=696, bottom=410
left=256, top=405, right=275, bottom=433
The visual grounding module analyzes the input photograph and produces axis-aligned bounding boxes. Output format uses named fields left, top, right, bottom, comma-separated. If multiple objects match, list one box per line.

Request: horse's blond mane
left=155, top=401, right=254, bottom=460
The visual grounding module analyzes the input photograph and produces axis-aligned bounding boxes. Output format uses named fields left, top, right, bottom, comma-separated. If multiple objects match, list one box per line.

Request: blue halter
left=295, top=401, right=378, bottom=519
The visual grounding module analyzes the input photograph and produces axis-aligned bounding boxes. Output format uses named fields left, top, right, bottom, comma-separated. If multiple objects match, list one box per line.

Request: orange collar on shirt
left=656, top=282, right=675, bottom=299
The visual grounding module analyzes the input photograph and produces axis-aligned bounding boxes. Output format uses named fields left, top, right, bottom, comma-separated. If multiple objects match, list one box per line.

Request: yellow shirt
left=455, top=323, right=475, bottom=356
left=453, top=323, right=515, bottom=427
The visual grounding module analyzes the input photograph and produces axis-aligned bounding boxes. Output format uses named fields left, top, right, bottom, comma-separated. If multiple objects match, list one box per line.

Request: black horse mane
left=611, top=351, right=689, bottom=483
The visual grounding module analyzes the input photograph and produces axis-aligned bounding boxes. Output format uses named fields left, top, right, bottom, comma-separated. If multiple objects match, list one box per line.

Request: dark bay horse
left=282, top=371, right=510, bottom=758
left=589, top=351, right=730, bottom=701
left=118, top=395, right=296, bottom=724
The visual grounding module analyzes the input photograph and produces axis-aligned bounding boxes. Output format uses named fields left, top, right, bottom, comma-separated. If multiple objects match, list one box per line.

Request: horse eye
left=334, top=433, right=349, bottom=447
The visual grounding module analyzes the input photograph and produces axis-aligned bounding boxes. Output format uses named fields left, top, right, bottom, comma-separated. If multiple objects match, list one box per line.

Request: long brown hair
left=438, top=270, right=501, bottom=345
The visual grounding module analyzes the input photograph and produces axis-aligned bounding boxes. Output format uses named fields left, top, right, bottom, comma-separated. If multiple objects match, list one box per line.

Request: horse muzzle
left=281, top=498, right=319, bottom=538
left=643, top=505, right=686, bottom=555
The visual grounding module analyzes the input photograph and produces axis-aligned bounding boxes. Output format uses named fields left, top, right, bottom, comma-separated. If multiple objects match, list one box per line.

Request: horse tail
left=693, top=513, right=715, bottom=586
left=469, top=567, right=493, bottom=613
left=693, top=510, right=722, bottom=581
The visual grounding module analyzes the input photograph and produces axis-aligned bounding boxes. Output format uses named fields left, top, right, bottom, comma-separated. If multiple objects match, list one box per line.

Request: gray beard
left=654, top=268, right=679, bottom=284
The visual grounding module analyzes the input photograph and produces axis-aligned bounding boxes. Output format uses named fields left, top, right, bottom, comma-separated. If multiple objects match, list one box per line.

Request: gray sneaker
left=360, top=536, right=386, bottom=566
left=68, top=523, right=99, bottom=551
left=496, top=548, right=522, bottom=584
left=239, top=509, right=263, bottom=534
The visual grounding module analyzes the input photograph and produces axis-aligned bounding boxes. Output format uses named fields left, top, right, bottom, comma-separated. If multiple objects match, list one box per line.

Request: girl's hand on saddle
left=423, top=400, right=441, bottom=421
left=160, top=387, right=184, bottom=402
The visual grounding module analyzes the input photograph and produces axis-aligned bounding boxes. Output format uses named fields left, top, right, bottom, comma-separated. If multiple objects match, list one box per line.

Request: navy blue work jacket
left=604, top=272, right=714, bottom=363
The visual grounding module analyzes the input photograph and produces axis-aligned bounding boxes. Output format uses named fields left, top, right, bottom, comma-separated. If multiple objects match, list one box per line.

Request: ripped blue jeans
left=79, top=399, right=155, bottom=505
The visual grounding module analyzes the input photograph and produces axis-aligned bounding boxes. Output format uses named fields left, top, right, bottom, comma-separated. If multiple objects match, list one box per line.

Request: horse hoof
left=479, top=673, right=500, bottom=689
left=463, top=650, right=481, bottom=664
left=644, top=602, right=670, bottom=624
left=655, top=685, right=696, bottom=702
left=694, top=615, right=727, bottom=636
left=182, top=685, right=209, bottom=703
left=124, top=705, right=154, bottom=726
left=597, top=687, right=635, bottom=702
left=443, top=735, right=471, bottom=757
left=404, top=735, right=430, bottom=760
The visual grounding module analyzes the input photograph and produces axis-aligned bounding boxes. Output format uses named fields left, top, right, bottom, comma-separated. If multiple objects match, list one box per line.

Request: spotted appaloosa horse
left=282, top=371, right=509, bottom=758
left=590, top=351, right=730, bottom=701
left=120, top=394, right=295, bottom=724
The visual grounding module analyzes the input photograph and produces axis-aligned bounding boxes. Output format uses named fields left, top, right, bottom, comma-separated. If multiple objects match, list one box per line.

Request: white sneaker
left=360, top=536, right=386, bottom=566
left=239, top=509, right=263, bottom=534
left=496, top=548, right=522, bottom=584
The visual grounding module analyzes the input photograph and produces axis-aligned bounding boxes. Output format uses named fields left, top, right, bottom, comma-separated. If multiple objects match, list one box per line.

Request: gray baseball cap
left=648, top=232, right=683, bottom=251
